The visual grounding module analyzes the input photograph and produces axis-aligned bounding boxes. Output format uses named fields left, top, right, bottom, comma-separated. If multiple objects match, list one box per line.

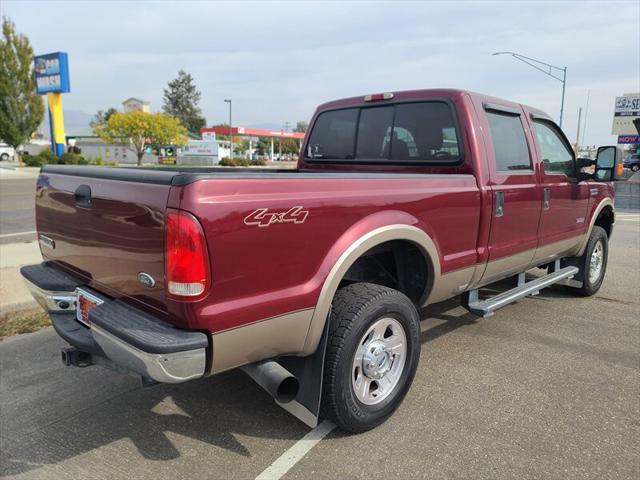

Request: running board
left=462, top=264, right=579, bottom=317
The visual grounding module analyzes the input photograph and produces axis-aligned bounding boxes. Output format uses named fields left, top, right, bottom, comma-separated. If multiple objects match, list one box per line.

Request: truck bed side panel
left=175, top=175, right=481, bottom=333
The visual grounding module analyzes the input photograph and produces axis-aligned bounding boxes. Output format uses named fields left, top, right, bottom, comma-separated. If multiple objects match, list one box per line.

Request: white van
left=0, top=143, right=16, bottom=161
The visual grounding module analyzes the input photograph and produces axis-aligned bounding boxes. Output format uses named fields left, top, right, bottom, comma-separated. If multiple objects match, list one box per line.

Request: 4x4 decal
left=244, top=206, right=309, bottom=227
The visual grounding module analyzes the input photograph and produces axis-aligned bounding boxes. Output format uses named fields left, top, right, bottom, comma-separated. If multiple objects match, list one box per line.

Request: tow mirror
left=592, top=146, right=625, bottom=181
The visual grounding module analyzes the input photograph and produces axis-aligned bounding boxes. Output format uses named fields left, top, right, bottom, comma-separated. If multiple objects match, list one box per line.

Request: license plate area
left=75, top=288, right=104, bottom=327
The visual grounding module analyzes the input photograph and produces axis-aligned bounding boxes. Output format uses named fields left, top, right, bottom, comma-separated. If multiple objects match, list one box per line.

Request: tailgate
left=35, top=171, right=173, bottom=314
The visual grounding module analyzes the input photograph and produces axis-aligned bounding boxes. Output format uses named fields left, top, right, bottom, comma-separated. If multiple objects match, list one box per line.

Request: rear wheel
left=0, top=153, right=8, bottom=161
left=321, top=283, right=421, bottom=433
left=564, top=226, right=608, bottom=296
left=631, top=164, right=640, bottom=172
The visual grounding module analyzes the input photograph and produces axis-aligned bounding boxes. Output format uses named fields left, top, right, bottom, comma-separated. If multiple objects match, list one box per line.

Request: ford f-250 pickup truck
left=21, top=89, right=624, bottom=433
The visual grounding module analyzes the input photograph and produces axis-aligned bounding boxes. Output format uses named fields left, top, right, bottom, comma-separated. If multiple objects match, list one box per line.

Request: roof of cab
left=314, top=88, right=552, bottom=121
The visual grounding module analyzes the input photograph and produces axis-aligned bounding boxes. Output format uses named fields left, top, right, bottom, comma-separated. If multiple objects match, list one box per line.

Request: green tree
left=94, top=110, right=187, bottom=166
left=162, top=70, right=206, bottom=135
left=0, top=18, right=45, bottom=163
left=90, top=107, right=118, bottom=133
left=294, top=120, right=308, bottom=133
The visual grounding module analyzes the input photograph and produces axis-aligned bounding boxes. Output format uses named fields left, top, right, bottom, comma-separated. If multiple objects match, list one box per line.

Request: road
left=1, top=216, right=638, bottom=479
left=0, top=176, right=37, bottom=245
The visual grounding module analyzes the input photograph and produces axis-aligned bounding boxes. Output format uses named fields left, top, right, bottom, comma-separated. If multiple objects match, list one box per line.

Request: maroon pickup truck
left=22, top=89, right=624, bottom=432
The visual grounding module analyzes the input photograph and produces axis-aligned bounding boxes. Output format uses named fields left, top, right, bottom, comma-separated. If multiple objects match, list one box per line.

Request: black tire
left=564, top=226, right=608, bottom=296
left=0, top=153, right=8, bottom=161
left=321, top=282, right=421, bottom=433
left=632, top=165, right=640, bottom=172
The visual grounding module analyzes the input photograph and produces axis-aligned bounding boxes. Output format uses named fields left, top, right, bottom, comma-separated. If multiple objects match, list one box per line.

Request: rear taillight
left=165, top=209, right=210, bottom=300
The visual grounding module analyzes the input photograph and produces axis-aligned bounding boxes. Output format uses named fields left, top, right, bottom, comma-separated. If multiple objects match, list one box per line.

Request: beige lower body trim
left=533, top=234, right=585, bottom=264
left=471, top=235, right=586, bottom=290
left=425, top=265, right=476, bottom=305
left=479, top=249, right=535, bottom=286
left=211, top=308, right=314, bottom=373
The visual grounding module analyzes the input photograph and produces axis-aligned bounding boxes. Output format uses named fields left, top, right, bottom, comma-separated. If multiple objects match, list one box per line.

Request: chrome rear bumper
left=21, top=263, right=208, bottom=384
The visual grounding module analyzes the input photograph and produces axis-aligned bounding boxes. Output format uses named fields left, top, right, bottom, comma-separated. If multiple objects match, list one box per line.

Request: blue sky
left=2, top=0, right=639, bottom=145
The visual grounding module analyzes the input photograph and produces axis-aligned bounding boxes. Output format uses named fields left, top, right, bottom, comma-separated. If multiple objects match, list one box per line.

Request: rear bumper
left=21, top=263, right=209, bottom=384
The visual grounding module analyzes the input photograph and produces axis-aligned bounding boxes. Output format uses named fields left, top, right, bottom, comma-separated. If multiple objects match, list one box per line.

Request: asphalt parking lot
left=1, top=214, right=639, bottom=480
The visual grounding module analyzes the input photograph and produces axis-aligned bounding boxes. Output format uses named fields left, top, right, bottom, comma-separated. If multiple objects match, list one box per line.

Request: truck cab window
left=486, top=111, right=532, bottom=171
left=356, top=106, right=393, bottom=159
left=391, top=102, right=460, bottom=161
left=306, top=101, right=461, bottom=164
left=533, top=121, right=575, bottom=178
left=307, top=108, right=358, bottom=159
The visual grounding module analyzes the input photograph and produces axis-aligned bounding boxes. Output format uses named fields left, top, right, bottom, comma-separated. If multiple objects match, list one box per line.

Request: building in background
left=122, top=97, right=150, bottom=113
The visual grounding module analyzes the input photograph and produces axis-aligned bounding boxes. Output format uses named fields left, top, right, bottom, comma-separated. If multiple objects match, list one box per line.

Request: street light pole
left=224, top=99, right=233, bottom=158
left=492, top=51, right=568, bottom=128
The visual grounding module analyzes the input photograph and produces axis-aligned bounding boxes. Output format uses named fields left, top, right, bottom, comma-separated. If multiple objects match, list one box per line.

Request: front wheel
left=631, top=164, right=640, bottom=172
left=321, top=283, right=421, bottom=433
left=564, top=226, right=608, bottom=296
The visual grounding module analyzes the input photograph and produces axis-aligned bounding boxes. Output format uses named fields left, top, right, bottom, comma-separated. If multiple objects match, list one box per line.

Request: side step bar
left=463, top=261, right=579, bottom=317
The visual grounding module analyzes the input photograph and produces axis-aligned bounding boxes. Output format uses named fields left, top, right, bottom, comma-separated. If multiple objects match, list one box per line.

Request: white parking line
left=0, top=230, right=36, bottom=238
left=255, top=420, right=336, bottom=480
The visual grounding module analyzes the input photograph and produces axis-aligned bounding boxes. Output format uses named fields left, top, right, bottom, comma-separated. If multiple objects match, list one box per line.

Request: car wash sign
left=612, top=93, right=640, bottom=135
left=34, top=52, right=70, bottom=94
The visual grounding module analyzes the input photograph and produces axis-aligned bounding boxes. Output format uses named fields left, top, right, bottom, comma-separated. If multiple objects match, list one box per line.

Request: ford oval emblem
left=137, top=272, right=156, bottom=288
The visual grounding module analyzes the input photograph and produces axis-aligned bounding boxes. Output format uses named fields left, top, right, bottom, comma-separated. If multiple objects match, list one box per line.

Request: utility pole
left=581, top=89, right=591, bottom=147
left=575, top=107, right=582, bottom=152
left=224, top=99, right=232, bottom=158
left=492, top=51, right=568, bottom=128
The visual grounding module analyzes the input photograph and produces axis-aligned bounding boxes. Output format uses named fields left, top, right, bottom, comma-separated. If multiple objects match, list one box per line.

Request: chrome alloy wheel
left=351, top=317, right=407, bottom=405
left=589, top=240, right=604, bottom=284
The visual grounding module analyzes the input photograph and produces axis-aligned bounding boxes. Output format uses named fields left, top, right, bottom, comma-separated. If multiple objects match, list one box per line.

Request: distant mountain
left=39, top=109, right=94, bottom=138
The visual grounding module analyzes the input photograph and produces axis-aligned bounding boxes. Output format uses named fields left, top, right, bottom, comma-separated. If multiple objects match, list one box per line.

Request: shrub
left=23, top=149, right=55, bottom=167
left=59, top=153, right=89, bottom=165
left=23, top=155, right=47, bottom=167
left=219, top=157, right=266, bottom=167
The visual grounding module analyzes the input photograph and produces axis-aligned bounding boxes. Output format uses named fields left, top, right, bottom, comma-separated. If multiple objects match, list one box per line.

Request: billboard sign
left=181, top=140, right=219, bottom=157
left=612, top=93, right=640, bottom=135
left=34, top=52, right=70, bottom=94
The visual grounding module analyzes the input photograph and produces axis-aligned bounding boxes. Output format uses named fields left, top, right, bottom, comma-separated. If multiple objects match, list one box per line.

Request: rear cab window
left=306, top=101, right=462, bottom=164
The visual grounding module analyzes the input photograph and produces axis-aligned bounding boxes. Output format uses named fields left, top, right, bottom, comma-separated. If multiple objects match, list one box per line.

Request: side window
left=306, top=108, right=358, bottom=159
left=533, top=121, right=575, bottom=178
left=486, top=111, right=532, bottom=171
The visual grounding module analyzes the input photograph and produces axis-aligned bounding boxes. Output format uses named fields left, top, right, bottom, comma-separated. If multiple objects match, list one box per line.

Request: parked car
left=623, top=153, right=640, bottom=171
left=21, top=89, right=623, bottom=433
left=0, top=143, right=15, bottom=161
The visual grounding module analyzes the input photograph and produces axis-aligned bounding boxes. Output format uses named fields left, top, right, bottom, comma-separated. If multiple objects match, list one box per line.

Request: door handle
left=495, top=191, right=504, bottom=217
left=543, top=188, right=550, bottom=210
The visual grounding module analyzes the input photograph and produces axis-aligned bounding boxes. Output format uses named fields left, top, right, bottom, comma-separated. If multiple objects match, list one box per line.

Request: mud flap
left=275, top=320, right=330, bottom=428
